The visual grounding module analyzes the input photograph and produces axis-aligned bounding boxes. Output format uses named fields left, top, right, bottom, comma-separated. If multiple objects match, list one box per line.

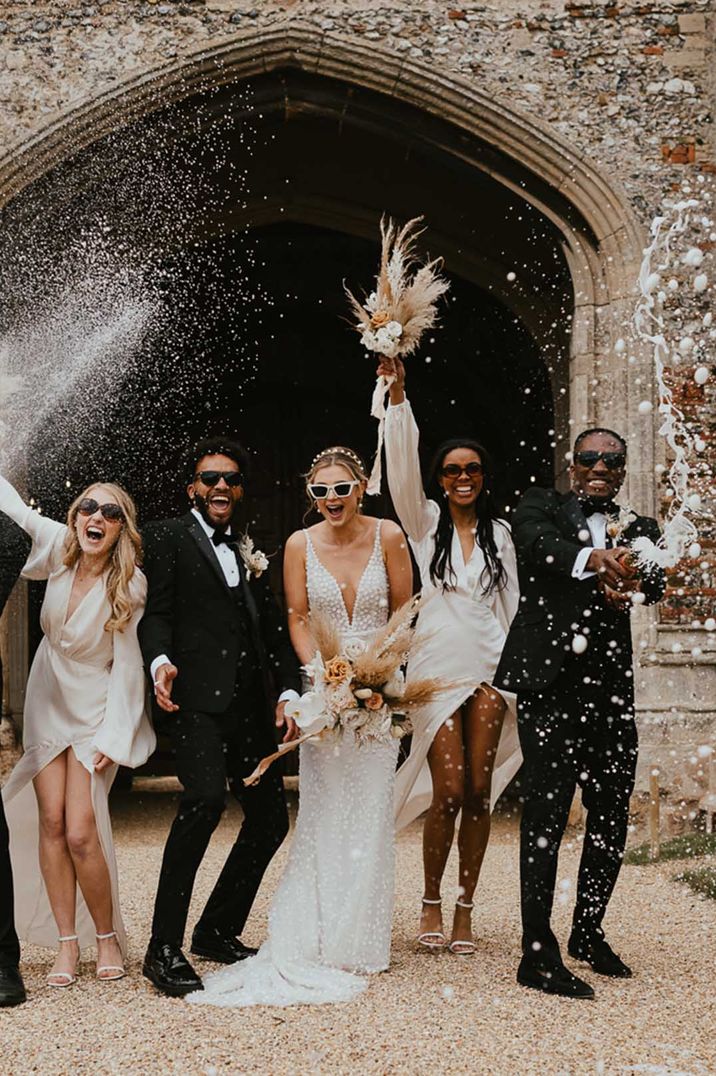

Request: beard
left=192, top=492, right=241, bottom=530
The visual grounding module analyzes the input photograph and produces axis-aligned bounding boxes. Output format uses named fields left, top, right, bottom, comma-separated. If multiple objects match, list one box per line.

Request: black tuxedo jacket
left=494, top=487, right=665, bottom=694
left=138, top=512, right=301, bottom=719
left=0, top=514, right=31, bottom=709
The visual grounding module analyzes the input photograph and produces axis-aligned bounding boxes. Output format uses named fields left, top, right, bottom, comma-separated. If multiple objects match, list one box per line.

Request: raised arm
left=379, top=357, right=439, bottom=543
left=283, top=530, right=315, bottom=667
left=0, top=474, right=66, bottom=579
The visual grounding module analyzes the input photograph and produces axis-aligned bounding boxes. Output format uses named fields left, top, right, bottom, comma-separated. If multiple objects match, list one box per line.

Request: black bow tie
left=580, top=497, right=617, bottom=518
left=211, top=529, right=236, bottom=547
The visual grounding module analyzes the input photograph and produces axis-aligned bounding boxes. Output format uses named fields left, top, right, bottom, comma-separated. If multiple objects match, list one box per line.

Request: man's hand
left=586, top=547, right=637, bottom=591
left=275, top=700, right=299, bottom=743
left=93, top=752, right=115, bottom=773
left=153, top=662, right=179, bottom=713
left=600, top=582, right=632, bottom=612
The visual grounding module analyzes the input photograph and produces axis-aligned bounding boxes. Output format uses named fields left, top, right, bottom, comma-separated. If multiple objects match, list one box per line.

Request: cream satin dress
left=0, top=476, right=155, bottom=955
left=383, top=399, right=523, bottom=830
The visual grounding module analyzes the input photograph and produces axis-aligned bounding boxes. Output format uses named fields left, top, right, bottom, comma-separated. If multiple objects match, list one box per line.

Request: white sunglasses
left=307, top=480, right=361, bottom=500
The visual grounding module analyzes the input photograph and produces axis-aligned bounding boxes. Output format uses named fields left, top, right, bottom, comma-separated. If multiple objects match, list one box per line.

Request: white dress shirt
left=572, top=511, right=608, bottom=580
left=150, top=508, right=239, bottom=680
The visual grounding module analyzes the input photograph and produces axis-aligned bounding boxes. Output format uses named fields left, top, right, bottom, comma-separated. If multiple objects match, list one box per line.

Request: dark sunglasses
left=573, top=450, right=626, bottom=470
left=307, top=480, right=360, bottom=500
left=441, top=462, right=484, bottom=478
left=194, top=470, right=243, bottom=488
left=77, top=498, right=125, bottom=523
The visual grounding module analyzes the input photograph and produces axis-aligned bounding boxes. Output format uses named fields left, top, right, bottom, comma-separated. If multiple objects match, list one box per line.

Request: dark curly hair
left=188, top=436, right=250, bottom=480
left=426, top=438, right=508, bottom=596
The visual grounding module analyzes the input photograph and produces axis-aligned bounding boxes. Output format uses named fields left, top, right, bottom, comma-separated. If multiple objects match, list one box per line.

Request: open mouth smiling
left=325, top=503, right=344, bottom=518
left=85, top=525, right=105, bottom=543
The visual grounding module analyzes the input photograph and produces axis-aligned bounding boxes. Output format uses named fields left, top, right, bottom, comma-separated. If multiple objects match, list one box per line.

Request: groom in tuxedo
left=496, top=427, right=664, bottom=999
left=0, top=513, right=30, bottom=1007
left=139, top=436, right=301, bottom=996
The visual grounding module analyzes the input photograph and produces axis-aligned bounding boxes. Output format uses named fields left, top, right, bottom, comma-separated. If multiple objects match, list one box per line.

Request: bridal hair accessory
left=344, top=216, right=450, bottom=494
left=243, top=599, right=450, bottom=786
left=309, top=446, right=367, bottom=477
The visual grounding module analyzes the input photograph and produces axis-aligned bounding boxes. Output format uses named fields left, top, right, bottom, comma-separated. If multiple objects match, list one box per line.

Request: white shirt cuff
left=278, top=689, right=300, bottom=704
left=572, top=547, right=596, bottom=580
left=150, top=655, right=172, bottom=681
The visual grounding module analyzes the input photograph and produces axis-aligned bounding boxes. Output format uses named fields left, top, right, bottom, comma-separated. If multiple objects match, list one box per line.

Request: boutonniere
left=606, top=505, right=638, bottom=545
left=237, top=533, right=269, bottom=580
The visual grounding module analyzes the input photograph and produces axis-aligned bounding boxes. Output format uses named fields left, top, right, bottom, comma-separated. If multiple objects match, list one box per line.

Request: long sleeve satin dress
left=383, top=400, right=523, bottom=830
left=0, top=476, right=155, bottom=955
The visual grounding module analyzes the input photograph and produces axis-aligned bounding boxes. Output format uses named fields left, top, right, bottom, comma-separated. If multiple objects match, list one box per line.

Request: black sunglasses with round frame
left=440, top=462, right=484, bottom=478
left=194, top=470, right=244, bottom=488
left=77, top=498, right=125, bottom=523
left=573, top=450, right=626, bottom=470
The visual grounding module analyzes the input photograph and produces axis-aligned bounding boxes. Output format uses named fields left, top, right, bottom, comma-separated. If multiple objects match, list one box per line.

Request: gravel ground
left=2, top=781, right=715, bottom=1076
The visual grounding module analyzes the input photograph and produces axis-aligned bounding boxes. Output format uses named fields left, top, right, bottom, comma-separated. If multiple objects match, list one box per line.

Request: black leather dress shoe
left=568, top=936, right=632, bottom=978
left=517, top=955, right=595, bottom=999
left=191, top=926, right=258, bottom=965
left=0, top=966, right=26, bottom=1007
left=142, top=940, right=203, bottom=997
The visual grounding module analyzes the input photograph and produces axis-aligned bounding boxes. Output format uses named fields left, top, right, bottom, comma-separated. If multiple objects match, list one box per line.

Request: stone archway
left=0, top=23, right=651, bottom=490
left=0, top=23, right=655, bottom=726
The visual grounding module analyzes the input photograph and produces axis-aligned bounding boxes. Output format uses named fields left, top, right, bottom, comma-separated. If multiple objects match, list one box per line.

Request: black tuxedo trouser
left=151, top=681, right=288, bottom=947
left=0, top=790, right=20, bottom=969
left=517, top=652, right=638, bottom=965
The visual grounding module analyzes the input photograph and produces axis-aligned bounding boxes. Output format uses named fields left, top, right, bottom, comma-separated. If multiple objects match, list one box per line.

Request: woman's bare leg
left=33, top=751, right=80, bottom=982
left=420, top=713, right=465, bottom=939
left=64, top=751, right=122, bottom=976
left=451, top=686, right=506, bottom=948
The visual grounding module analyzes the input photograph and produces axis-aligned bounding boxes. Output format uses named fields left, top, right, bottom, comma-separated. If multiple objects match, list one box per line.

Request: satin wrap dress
left=383, top=400, right=523, bottom=830
left=0, top=476, right=155, bottom=955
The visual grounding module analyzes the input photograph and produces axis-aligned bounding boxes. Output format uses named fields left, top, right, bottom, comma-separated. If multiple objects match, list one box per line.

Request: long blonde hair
left=63, top=482, right=143, bottom=633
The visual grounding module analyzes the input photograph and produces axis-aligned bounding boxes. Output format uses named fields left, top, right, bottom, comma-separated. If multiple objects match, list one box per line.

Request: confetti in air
left=630, top=185, right=713, bottom=570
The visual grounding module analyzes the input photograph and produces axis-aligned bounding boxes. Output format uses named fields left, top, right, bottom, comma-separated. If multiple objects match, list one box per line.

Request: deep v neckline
left=308, top=523, right=380, bottom=627
left=63, top=566, right=102, bottom=629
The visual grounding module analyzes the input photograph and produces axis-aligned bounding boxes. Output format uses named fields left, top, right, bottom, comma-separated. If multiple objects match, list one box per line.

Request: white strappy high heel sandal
left=96, top=931, right=125, bottom=981
left=417, top=897, right=447, bottom=953
left=47, top=935, right=79, bottom=988
left=449, top=899, right=477, bottom=956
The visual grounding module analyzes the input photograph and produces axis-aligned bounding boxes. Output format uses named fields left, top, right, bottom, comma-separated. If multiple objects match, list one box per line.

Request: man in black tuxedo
left=0, top=513, right=30, bottom=1007
left=496, top=427, right=664, bottom=999
left=139, top=437, right=301, bottom=997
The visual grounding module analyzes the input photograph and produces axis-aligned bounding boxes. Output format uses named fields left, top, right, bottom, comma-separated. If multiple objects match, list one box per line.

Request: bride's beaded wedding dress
left=189, top=520, right=398, bottom=1008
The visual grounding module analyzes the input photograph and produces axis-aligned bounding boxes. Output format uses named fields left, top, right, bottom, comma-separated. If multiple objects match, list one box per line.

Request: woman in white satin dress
left=189, top=446, right=412, bottom=1009
left=379, top=357, right=522, bottom=957
left=0, top=475, right=154, bottom=986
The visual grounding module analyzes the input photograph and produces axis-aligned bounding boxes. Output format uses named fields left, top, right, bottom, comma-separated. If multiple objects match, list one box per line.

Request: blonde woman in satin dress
left=0, top=475, right=155, bottom=987
left=379, top=357, right=522, bottom=957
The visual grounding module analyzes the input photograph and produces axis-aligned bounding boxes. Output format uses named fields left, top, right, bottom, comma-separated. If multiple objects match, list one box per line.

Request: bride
left=189, top=446, right=412, bottom=1008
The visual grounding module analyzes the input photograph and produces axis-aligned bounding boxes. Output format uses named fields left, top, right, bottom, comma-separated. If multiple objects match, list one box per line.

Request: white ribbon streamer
left=366, top=373, right=395, bottom=496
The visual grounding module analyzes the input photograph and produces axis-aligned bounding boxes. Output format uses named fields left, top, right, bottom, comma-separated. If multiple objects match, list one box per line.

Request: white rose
left=386, top=320, right=403, bottom=338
